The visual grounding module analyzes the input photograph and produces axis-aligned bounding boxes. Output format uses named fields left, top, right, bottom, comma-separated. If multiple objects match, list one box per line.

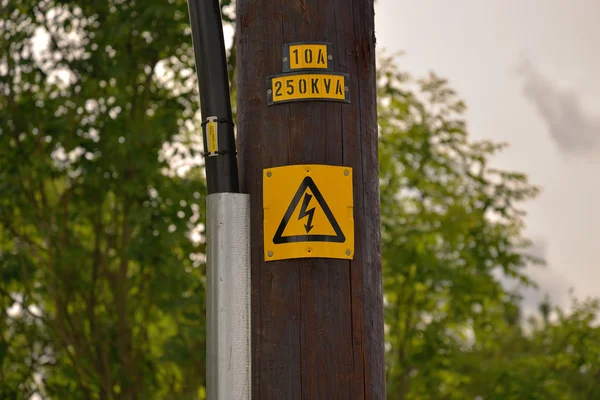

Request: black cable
left=187, top=0, right=239, bottom=194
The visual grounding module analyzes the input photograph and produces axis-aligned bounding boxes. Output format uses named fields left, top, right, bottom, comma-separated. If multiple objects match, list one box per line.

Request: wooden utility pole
left=236, top=0, right=384, bottom=398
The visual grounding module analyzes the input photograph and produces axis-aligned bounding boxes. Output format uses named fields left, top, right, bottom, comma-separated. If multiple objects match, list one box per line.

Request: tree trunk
left=236, top=0, right=385, bottom=398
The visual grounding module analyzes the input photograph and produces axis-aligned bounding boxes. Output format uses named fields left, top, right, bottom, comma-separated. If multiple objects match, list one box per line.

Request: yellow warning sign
left=263, top=164, right=354, bottom=261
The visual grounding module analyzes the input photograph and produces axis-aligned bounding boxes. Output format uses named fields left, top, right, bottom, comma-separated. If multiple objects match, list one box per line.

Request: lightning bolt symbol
left=298, top=192, right=315, bottom=233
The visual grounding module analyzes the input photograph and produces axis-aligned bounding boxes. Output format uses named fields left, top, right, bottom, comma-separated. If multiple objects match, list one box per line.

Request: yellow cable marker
left=206, top=116, right=218, bottom=156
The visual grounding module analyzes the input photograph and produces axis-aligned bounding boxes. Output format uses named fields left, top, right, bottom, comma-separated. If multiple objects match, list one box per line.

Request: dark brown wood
left=236, top=0, right=384, bottom=398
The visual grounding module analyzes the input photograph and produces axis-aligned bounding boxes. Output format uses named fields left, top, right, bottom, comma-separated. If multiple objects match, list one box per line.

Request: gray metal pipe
left=206, top=193, right=251, bottom=399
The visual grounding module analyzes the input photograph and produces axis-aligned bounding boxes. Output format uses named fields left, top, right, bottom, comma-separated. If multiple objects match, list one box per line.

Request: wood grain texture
left=236, top=0, right=384, bottom=398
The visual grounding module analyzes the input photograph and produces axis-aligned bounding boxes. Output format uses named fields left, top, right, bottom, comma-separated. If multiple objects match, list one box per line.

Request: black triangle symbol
left=273, top=176, right=346, bottom=244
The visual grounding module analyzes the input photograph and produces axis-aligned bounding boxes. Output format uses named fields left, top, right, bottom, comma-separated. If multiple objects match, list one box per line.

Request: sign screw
left=268, top=251, right=273, bottom=257
left=267, top=171, right=272, bottom=177
left=283, top=57, right=288, bottom=62
left=267, top=89, right=272, bottom=94
left=344, top=86, right=349, bottom=91
left=344, top=169, right=349, bottom=176
left=345, top=249, right=351, bottom=256
left=328, top=55, right=333, bottom=60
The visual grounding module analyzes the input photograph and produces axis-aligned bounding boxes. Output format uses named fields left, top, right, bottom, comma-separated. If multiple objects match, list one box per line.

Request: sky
left=375, top=0, right=600, bottom=310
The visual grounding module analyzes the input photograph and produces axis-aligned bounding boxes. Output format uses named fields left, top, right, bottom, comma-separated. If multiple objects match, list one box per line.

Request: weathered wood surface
left=236, top=0, right=384, bottom=398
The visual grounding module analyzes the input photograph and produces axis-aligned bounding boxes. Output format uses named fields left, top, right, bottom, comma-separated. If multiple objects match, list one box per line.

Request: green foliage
left=458, top=297, right=600, bottom=400
left=1, top=2, right=598, bottom=399
left=377, top=54, right=600, bottom=399
left=1, top=1, right=207, bottom=398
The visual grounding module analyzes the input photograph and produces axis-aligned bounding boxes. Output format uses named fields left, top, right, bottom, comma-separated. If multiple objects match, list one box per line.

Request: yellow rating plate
left=282, top=42, right=332, bottom=71
left=263, top=164, right=354, bottom=261
left=267, top=72, right=350, bottom=105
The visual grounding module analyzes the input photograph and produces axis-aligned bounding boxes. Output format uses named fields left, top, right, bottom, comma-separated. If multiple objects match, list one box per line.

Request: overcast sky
left=375, top=0, right=600, bottom=310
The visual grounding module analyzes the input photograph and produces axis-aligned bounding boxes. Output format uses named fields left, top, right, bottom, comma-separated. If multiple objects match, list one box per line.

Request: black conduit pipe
left=187, top=0, right=239, bottom=194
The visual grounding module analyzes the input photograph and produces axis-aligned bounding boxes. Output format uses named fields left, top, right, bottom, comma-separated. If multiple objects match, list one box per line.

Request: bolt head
left=344, top=170, right=349, bottom=176
left=345, top=249, right=351, bottom=256
left=267, top=89, right=272, bottom=94
left=268, top=251, right=273, bottom=257
left=327, top=55, right=333, bottom=60
left=266, top=171, right=272, bottom=177
left=283, top=57, right=288, bottom=62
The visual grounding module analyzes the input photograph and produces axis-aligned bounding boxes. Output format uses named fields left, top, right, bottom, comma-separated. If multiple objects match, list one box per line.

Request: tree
left=0, top=1, right=208, bottom=398
left=377, top=54, right=600, bottom=399
left=459, top=296, right=600, bottom=400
